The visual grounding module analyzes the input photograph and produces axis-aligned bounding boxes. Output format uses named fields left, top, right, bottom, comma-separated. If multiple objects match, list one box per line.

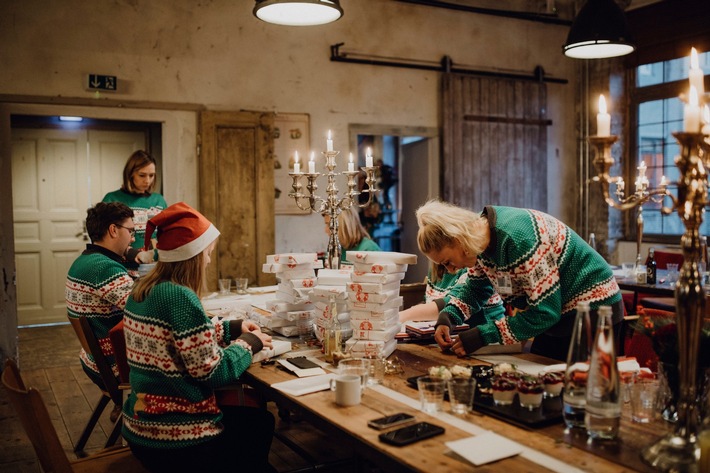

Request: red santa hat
left=144, top=202, right=220, bottom=262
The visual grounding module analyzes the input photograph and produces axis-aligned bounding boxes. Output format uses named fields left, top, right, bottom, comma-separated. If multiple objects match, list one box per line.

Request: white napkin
left=446, top=432, right=524, bottom=466
left=271, top=373, right=336, bottom=396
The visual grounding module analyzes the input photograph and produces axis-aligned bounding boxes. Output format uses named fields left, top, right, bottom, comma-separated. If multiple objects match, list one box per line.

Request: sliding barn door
left=199, top=111, right=276, bottom=291
left=442, top=73, right=549, bottom=212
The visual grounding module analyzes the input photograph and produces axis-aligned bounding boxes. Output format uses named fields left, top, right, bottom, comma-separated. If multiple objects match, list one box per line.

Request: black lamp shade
left=563, top=0, right=635, bottom=59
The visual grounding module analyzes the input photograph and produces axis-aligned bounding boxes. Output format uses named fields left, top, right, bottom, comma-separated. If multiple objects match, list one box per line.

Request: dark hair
left=86, top=202, right=134, bottom=242
left=121, top=150, right=157, bottom=194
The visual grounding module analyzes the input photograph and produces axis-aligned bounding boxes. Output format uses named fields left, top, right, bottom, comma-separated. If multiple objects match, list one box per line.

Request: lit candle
left=293, top=151, right=301, bottom=174
left=597, top=94, right=611, bottom=137
left=366, top=147, right=373, bottom=168
left=326, top=130, right=333, bottom=152
left=660, top=175, right=669, bottom=187
left=703, top=105, right=710, bottom=135
left=616, top=177, right=625, bottom=193
left=308, top=152, right=316, bottom=174
left=348, top=152, right=355, bottom=172
left=684, top=85, right=702, bottom=132
left=689, top=47, right=705, bottom=97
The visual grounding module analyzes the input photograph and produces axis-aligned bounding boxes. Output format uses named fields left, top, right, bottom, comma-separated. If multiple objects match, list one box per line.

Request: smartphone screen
left=367, top=413, right=416, bottom=430
left=378, top=422, right=445, bottom=446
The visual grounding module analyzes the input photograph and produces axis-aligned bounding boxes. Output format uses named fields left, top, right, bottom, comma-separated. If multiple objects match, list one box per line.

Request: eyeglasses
left=114, top=223, right=136, bottom=237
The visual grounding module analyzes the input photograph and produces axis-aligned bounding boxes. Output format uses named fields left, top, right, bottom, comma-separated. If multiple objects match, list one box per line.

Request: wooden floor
left=0, top=325, right=379, bottom=473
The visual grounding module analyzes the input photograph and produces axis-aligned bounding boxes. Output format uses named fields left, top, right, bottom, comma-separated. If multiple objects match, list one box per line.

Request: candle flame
left=691, top=47, right=699, bottom=70
left=598, top=94, right=607, bottom=115
left=690, top=85, right=699, bottom=106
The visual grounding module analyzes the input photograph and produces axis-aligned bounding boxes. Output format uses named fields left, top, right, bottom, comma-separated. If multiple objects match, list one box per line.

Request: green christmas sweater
left=441, top=206, right=621, bottom=346
left=65, top=244, right=135, bottom=386
left=426, top=268, right=504, bottom=328
left=102, top=189, right=167, bottom=249
left=340, top=237, right=381, bottom=264
left=121, top=282, right=259, bottom=449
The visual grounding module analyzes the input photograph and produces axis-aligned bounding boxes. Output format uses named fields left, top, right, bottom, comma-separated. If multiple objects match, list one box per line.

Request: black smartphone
left=367, top=413, right=416, bottom=430
left=286, top=356, right=320, bottom=370
left=378, top=422, right=445, bottom=446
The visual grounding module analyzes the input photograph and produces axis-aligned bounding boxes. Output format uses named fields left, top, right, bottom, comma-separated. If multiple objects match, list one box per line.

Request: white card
left=446, top=432, right=523, bottom=466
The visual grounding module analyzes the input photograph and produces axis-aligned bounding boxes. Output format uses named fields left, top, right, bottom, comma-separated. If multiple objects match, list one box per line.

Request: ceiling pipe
left=395, top=0, right=573, bottom=26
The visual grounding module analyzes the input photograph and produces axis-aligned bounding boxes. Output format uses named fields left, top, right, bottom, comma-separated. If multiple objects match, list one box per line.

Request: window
left=631, top=52, right=709, bottom=238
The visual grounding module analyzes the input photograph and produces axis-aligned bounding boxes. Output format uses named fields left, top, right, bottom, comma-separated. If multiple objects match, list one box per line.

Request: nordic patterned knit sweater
left=102, top=189, right=167, bottom=250
left=65, top=244, right=135, bottom=386
left=426, top=268, right=505, bottom=327
left=121, top=281, right=263, bottom=450
left=440, top=206, right=621, bottom=348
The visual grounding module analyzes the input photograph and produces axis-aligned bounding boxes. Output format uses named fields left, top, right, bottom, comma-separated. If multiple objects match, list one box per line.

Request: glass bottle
left=585, top=305, right=621, bottom=440
left=645, top=247, right=657, bottom=285
left=563, top=301, right=592, bottom=429
left=323, top=295, right=341, bottom=363
left=587, top=233, right=597, bottom=252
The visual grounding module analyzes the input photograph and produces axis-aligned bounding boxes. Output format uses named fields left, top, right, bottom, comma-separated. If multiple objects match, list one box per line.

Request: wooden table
left=242, top=342, right=670, bottom=472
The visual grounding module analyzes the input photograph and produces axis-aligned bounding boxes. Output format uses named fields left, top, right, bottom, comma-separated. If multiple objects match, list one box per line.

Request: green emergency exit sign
left=87, top=74, right=117, bottom=91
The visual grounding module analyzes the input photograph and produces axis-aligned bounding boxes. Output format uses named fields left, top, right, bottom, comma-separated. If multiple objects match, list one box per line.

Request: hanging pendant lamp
left=253, top=0, right=343, bottom=26
left=563, top=0, right=635, bottom=59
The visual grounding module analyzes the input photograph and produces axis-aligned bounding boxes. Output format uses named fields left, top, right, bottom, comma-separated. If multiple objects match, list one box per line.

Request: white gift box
left=309, top=292, right=350, bottom=304
left=349, top=296, right=403, bottom=312
left=350, top=272, right=405, bottom=284
left=344, top=338, right=397, bottom=358
left=274, top=290, right=310, bottom=304
left=347, top=289, right=399, bottom=304
left=350, top=315, right=400, bottom=331
left=274, top=268, right=317, bottom=280
left=285, top=310, right=315, bottom=322
left=277, top=283, right=313, bottom=299
left=262, top=261, right=322, bottom=273
left=347, top=280, right=401, bottom=294
left=311, top=285, right=348, bottom=299
left=314, top=268, right=353, bottom=285
left=345, top=251, right=418, bottom=265
left=313, top=301, right=349, bottom=318
left=266, top=300, right=314, bottom=313
left=273, top=325, right=300, bottom=337
left=352, top=262, right=408, bottom=274
left=280, top=278, right=317, bottom=289
left=266, top=253, right=318, bottom=265
left=350, top=307, right=399, bottom=320
left=351, top=323, right=401, bottom=341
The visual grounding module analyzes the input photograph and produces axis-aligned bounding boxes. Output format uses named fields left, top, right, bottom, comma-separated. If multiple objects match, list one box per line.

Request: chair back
left=626, top=307, right=676, bottom=372
left=108, top=320, right=130, bottom=384
left=654, top=250, right=684, bottom=270
left=2, top=360, right=74, bottom=473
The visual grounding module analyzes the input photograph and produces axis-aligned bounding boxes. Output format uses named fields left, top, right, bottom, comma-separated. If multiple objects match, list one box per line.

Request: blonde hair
left=416, top=200, right=488, bottom=256
left=131, top=252, right=207, bottom=302
left=337, top=207, right=371, bottom=249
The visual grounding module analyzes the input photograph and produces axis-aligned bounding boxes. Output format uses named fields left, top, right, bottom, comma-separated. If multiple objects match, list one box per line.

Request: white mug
left=330, top=374, right=361, bottom=406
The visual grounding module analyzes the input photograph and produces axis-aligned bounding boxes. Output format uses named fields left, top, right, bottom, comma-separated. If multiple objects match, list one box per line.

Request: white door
left=12, top=128, right=145, bottom=326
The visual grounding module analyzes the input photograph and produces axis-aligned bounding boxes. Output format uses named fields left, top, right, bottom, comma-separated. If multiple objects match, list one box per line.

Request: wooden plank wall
left=442, top=73, right=549, bottom=213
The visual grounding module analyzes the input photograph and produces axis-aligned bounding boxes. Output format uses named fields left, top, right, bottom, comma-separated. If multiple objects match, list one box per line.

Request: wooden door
left=199, top=111, right=276, bottom=291
left=442, top=74, right=549, bottom=212
left=12, top=128, right=145, bottom=326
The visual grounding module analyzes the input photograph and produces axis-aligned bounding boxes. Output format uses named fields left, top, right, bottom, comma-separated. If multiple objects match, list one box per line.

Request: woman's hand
left=241, top=320, right=262, bottom=333
left=434, top=325, right=454, bottom=352
left=135, top=250, right=155, bottom=264
left=254, top=330, right=273, bottom=350
left=450, top=337, right=467, bottom=357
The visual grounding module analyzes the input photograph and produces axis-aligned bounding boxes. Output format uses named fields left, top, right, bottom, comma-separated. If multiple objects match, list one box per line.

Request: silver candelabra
left=592, top=117, right=709, bottom=470
left=288, top=146, right=379, bottom=269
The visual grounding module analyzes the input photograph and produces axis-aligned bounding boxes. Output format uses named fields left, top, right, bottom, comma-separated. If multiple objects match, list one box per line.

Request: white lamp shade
left=254, top=0, right=343, bottom=26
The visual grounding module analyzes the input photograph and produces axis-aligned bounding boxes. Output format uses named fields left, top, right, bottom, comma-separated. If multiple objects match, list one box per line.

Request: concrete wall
left=0, top=0, right=578, bottom=253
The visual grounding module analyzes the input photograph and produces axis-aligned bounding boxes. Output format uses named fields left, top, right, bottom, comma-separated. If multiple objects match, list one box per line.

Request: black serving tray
left=407, top=374, right=563, bottom=429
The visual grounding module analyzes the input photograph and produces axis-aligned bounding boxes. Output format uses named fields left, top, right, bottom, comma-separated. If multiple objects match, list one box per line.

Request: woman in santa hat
left=120, top=202, right=276, bottom=472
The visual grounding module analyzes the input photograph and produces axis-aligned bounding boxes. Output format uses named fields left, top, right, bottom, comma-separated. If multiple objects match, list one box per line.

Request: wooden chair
left=68, top=317, right=130, bottom=455
left=1, top=359, right=149, bottom=473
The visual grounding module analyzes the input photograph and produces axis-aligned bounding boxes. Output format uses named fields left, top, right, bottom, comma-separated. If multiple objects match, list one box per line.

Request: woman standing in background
left=102, top=150, right=167, bottom=265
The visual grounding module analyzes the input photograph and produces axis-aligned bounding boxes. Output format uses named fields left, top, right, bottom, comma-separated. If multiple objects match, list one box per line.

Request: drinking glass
left=630, top=376, right=660, bottom=423
left=338, top=358, right=369, bottom=389
left=218, top=278, right=231, bottom=295
left=666, top=264, right=679, bottom=286
left=235, top=277, right=249, bottom=294
left=447, top=377, right=477, bottom=415
left=417, top=376, right=446, bottom=414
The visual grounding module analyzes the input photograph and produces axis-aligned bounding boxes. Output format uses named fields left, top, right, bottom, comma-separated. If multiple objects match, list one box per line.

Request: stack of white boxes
left=310, top=268, right=353, bottom=343
left=259, top=253, right=321, bottom=337
left=345, top=251, right=417, bottom=358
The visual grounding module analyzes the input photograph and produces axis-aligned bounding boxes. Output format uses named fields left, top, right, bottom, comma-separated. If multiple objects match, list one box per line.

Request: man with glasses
left=65, top=202, right=137, bottom=421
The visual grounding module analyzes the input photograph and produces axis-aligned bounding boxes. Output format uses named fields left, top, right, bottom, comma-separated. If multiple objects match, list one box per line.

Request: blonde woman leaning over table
left=323, top=206, right=381, bottom=265
left=415, top=200, right=623, bottom=361
left=398, top=261, right=505, bottom=326
left=102, top=150, right=167, bottom=267
left=121, top=202, right=276, bottom=473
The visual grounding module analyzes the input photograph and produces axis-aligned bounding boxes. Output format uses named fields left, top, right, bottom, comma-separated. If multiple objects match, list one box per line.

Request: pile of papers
left=344, top=251, right=417, bottom=358
left=259, top=253, right=320, bottom=337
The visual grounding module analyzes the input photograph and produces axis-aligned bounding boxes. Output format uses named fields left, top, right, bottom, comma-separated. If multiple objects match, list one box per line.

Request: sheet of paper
left=446, top=432, right=523, bottom=466
left=271, top=373, right=336, bottom=396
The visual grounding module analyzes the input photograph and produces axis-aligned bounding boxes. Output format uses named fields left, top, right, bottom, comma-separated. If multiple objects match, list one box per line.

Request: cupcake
left=451, top=364, right=474, bottom=378
left=428, top=365, right=452, bottom=380
left=517, top=375, right=544, bottom=410
left=539, top=371, right=564, bottom=397
left=491, top=376, right=517, bottom=406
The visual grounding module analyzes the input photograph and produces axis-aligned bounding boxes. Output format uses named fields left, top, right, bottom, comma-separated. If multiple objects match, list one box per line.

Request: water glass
left=630, top=377, right=659, bottom=423
left=622, top=262, right=635, bottom=280
left=447, top=377, right=477, bottom=415
left=365, top=352, right=386, bottom=386
left=338, top=358, right=370, bottom=389
left=218, top=278, right=232, bottom=295
left=235, top=277, right=249, bottom=294
left=417, top=376, right=446, bottom=414
left=666, top=264, right=679, bottom=285
left=296, top=312, right=313, bottom=343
